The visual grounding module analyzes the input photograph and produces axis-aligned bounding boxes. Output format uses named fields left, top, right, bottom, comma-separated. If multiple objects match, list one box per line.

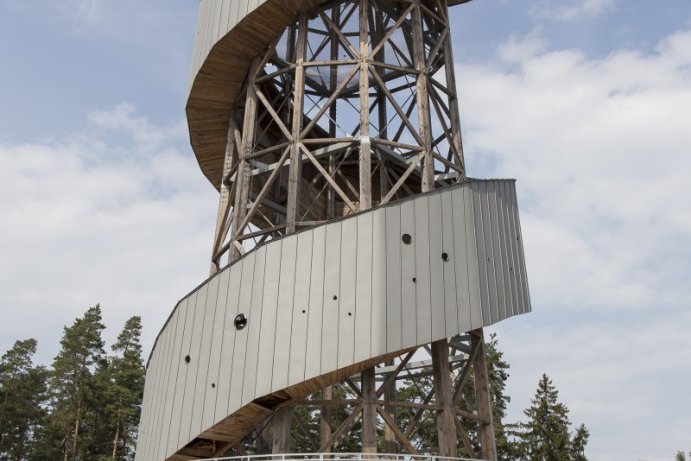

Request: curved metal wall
left=135, top=179, right=531, bottom=461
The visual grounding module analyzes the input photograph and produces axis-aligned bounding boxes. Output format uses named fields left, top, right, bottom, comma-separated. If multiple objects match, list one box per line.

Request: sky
left=0, top=0, right=690, bottom=460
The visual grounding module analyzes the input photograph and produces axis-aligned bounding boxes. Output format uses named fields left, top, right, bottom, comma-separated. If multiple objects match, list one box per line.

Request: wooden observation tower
left=135, top=1, right=531, bottom=461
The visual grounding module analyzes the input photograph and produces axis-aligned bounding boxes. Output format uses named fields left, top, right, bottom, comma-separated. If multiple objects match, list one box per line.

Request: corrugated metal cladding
left=134, top=179, right=531, bottom=461
left=189, top=0, right=268, bottom=89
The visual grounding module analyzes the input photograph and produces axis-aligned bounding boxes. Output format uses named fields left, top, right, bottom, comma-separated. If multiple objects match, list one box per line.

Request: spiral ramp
left=135, top=179, right=530, bottom=461
left=135, top=1, right=531, bottom=460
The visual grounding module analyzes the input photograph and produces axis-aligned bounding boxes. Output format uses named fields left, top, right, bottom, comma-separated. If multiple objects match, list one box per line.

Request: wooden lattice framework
left=202, top=1, right=497, bottom=460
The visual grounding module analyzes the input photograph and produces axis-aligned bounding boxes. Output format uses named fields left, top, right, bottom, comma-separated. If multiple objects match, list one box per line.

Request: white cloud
left=532, top=0, right=617, bottom=21
left=0, top=105, right=216, bottom=365
left=460, top=29, right=691, bottom=460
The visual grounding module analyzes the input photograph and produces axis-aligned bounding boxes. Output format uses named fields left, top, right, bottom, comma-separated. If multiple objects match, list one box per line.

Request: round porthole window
left=402, top=233, right=413, bottom=245
left=234, top=313, right=248, bottom=330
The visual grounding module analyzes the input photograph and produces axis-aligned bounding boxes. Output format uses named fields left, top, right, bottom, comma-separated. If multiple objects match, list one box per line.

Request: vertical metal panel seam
left=239, top=250, right=259, bottom=406
left=154, top=304, right=178, bottom=461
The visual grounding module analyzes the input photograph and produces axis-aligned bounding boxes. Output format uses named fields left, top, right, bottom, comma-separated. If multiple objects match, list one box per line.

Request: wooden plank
left=371, top=208, right=388, bottom=357
left=400, top=199, right=417, bottom=349
left=254, top=239, right=281, bottom=399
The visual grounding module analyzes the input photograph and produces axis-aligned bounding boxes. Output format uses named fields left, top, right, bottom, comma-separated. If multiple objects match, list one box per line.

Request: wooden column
left=383, top=360, right=397, bottom=453
left=272, top=406, right=294, bottom=454
left=358, top=0, right=372, bottom=210
left=471, top=329, right=497, bottom=461
left=320, top=386, right=333, bottom=452
left=361, top=367, right=377, bottom=453
left=431, top=339, right=458, bottom=457
left=210, top=115, right=239, bottom=274
left=412, top=0, right=435, bottom=192
left=441, top=1, right=466, bottom=180
left=286, top=14, right=308, bottom=233
left=230, top=58, right=260, bottom=263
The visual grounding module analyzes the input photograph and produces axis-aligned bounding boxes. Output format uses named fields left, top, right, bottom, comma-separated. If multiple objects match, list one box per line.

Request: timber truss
left=204, top=1, right=496, bottom=460
left=179, top=334, right=496, bottom=460
left=210, top=0, right=465, bottom=271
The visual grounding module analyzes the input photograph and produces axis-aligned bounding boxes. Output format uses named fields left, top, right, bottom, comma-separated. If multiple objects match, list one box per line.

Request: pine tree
left=105, top=317, right=145, bottom=461
left=521, top=374, right=573, bottom=461
left=675, top=452, right=686, bottom=461
left=485, top=333, right=512, bottom=460
left=0, top=339, right=48, bottom=460
left=570, top=424, right=589, bottom=461
left=45, top=305, right=106, bottom=461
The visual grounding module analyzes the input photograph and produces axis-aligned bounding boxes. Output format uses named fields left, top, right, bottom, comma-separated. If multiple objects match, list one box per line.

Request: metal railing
left=206, top=453, right=482, bottom=461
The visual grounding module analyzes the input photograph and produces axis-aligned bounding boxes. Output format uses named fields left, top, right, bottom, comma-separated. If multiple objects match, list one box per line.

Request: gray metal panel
left=167, top=295, right=194, bottom=456
left=137, top=179, right=532, bottom=460
left=321, top=221, right=341, bottom=373
left=137, top=316, right=162, bottom=461
left=203, top=269, right=230, bottom=432
left=354, top=212, right=373, bottom=363
left=440, top=189, right=459, bottom=337
left=215, top=263, right=241, bottom=421
left=399, top=199, right=417, bottom=349
left=152, top=305, right=178, bottom=461
left=164, top=298, right=190, bottom=458
left=371, top=208, right=388, bottom=357
left=463, top=184, right=483, bottom=330
left=305, top=225, right=326, bottom=380
left=338, top=217, right=357, bottom=369
left=190, top=0, right=271, bottom=89
left=428, top=192, right=446, bottom=340
left=179, top=283, right=207, bottom=446
left=234, top=251, right=256, bottom=407
left=191, top=274, right=220, bottom=436
left=155, top=304, right=181, bottom=461
left=239, top=247, right=264, bottom=407
left=385, top=205, right=401, bottom=353
left=272, top=235, right=298, bottom=392
left=452, top=187, right=471, bottom=332
left=288, top=231, right=313, bottom=385
left=255, top=241, right=281, bottom=399
left=470, top=182, right=491, bottom=326
left=414, top=196, right=432, bottom=345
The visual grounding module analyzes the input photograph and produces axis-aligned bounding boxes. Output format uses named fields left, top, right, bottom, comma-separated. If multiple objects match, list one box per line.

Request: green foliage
left=486, top=333, right=513, bottom=461
left=0, top=339, right=48, bottom=461
left=0, top=306, right=145, bottom=461
left=512, top=374, right=590, bottom=461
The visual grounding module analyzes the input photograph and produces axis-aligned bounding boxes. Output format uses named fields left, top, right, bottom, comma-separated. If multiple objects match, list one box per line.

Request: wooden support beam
left=320, top=386, right=333, bottom=452
left=376, top=405, right=419, bottom=455
left=361, top=367, right=377, bottom=454
left=272, top=406, right=293, bottom=453
left=471, top=329, right=498, bottom=461
left=229, top=58, right=260, bottom=263
left=358, top=0, right=372, bottom=211
left=286, top=13, right=308, bottom=233
left=431, top=339, right=458, bottom=457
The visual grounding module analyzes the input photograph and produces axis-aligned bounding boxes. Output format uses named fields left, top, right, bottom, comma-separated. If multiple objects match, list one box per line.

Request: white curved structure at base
left=135, top=179, right=530, bottom=461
